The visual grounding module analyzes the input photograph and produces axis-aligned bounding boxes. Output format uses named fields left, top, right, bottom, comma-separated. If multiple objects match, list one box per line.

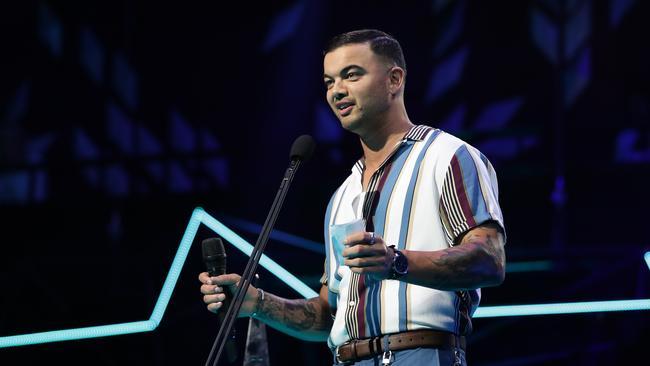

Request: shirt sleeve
left=439, top=144, right=506, bottom=245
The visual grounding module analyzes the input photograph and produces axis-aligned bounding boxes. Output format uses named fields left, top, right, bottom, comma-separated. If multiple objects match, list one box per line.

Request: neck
left=359, top=113, right=413, bottom=170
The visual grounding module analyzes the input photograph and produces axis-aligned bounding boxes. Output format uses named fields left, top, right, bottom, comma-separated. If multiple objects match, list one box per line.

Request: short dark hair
left=324, top=29, right=407, bottom=71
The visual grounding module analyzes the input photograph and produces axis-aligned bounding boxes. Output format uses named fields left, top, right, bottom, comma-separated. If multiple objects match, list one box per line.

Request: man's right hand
left=199, top=272, right=260, bottom=317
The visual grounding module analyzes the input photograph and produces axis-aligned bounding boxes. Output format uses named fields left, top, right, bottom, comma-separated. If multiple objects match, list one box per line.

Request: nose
left=327, top=77, right=348, bottom=100
left=332, top=90, right=346, bottom=101
left=330, top=81, right=347, bottom=101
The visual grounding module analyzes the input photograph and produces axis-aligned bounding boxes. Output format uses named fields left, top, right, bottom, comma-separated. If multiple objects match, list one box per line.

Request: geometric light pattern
left=505, top=260, right=553, bottom=273
left=474, top=299, right=650, bottom=318
left=0, top=208, right=317, bottom=348
left=1, top=208, right=648, bottom=348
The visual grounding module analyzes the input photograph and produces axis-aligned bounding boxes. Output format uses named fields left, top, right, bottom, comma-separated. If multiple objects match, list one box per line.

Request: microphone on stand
left=204, top=134, right=315, bottom=366
left=289, top=134, right=316, bottom=162
left=202, top=237, right=238, bottom=364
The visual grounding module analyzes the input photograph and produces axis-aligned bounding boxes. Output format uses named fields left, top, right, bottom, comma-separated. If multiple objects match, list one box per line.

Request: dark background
left=1, top=0, right=649, bottom=365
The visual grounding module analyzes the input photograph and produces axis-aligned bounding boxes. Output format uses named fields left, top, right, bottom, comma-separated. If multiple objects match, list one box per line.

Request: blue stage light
left=474, top=299, right=650, bottom=318
left=1, top=209, right=647, bottom=348
left=0, top=208, right=316, bottom=348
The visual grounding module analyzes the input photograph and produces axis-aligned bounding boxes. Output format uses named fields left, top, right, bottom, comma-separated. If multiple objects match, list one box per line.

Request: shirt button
left=349, top=301, right=355, bottom=307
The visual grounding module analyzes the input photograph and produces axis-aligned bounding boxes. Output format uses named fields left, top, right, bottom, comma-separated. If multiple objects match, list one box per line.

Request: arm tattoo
left=415, top=221, right=505, bottom=290
left=257, top=293, right=331, bottom=337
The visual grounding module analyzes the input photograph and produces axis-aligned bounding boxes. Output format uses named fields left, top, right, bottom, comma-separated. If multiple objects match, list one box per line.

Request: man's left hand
left=342, top=231, right=395, bottom=281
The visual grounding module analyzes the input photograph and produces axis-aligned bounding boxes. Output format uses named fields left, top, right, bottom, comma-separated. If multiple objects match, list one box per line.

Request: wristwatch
left=388, top=245, right=408, bottom=279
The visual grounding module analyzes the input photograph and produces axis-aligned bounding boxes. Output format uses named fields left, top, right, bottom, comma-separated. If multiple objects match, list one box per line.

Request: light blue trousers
left=333, top=347, right=467, bottom=366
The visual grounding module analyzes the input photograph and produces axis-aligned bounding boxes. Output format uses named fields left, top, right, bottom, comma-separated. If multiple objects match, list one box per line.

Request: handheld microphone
left=202, top=237, right=238, bottom=364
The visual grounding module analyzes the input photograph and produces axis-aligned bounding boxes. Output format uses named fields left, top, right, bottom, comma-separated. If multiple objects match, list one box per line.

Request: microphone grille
left=290, top=134, right=316, bottom=162
left=202, top=237, right=225, bottom=259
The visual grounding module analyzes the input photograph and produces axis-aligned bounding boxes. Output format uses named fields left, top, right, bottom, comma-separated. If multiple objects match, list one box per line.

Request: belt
left=336, top=329, right=465, bottom=363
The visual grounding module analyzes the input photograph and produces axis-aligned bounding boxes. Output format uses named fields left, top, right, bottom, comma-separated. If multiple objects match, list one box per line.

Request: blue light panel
left=0, top=208, right=317, bottom=348
left=1, top=208, right=648, bottom=348
left=474, top=299, right=650, bottom=318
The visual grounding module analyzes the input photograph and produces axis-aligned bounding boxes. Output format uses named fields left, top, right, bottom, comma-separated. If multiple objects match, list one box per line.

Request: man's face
left=323, top=43, right=392, bottom=133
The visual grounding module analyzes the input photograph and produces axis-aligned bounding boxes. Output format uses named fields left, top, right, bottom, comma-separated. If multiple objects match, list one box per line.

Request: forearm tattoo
left=421, top=222, right=505, bottom=290
left=258, top=293, right=330, bottom=333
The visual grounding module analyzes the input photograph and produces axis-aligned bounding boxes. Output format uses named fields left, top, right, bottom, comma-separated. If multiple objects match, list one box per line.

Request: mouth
left=335, top=102, right=354, bottom=116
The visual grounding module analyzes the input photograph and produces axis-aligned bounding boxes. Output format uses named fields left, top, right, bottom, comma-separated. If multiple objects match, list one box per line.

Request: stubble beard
left=339, top=111, right=366, bottom=135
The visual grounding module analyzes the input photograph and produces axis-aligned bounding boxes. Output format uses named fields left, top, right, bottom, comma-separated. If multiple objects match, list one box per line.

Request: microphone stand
left=205, top=157, right=303, bottom=366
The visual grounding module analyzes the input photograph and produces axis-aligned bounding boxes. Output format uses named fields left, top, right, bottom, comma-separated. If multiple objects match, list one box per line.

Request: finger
left=199, top=272, right=211, bottom=284
left=350, top=266, right=387, bottom=274
left=345, top=232, right=382, bottom=246
left=342, top=245, right=371, bottom=259
left=344, top=257, right=385, bottom=268
left=209, top=273, right=241, bottom=286
left=343, top=248, right=374, bottom=259
left=203, top=293, right=227, bottom=304
left=200, top=284, right=223, bottom=295
left=207, top=302, right=223, bottom=313
left=343, top=243, right=387, bottom=259
left=344, top=231, right=368, bottom=245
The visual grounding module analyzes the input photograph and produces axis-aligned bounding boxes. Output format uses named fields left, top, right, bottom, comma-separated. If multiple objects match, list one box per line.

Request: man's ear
left=388, top=67, right=406, bottom=95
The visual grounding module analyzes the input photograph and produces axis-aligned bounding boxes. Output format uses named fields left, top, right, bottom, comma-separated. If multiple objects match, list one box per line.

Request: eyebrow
left=323, top=64, right=365, bottom=79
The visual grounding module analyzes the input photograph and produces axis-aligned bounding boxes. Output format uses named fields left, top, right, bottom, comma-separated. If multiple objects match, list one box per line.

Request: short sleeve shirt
left=321, top=125, right=505, bottom=349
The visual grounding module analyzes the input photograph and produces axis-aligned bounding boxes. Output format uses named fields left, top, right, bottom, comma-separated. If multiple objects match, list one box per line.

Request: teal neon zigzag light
left=0, top=207, right=317, bottom=348
left=1, top=207, right=649, bottom=348
left=473, top=299, right=650, bottom=318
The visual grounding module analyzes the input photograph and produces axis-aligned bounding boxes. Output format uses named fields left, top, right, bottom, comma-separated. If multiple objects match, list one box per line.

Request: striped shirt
left=321, top=125, right=505, bottom=350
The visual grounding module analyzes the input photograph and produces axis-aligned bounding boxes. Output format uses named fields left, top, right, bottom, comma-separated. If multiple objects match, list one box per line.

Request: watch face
left=394, top=251, right=408, bottom=274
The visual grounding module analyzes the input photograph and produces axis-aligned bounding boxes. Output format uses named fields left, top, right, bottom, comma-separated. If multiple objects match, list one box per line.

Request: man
left=199, top=29, right=506, bottom=365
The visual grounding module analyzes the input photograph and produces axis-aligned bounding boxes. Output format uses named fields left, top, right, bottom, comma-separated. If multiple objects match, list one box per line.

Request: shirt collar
left=351, top=124, right=433, bottom=174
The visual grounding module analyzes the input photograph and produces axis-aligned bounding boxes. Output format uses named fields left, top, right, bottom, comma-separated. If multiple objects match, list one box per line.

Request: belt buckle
left=335, top=341, right=350, bottom=364
left=382, top=349, right=393, bottom=365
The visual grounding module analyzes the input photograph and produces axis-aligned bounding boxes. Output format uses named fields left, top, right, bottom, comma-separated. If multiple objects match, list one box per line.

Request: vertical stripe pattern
left=440, top=145, right=494, bottom=244
left=346, top=159, right=392, bottom=339
left=396, top=129, right=440, bottom=331
left=323, top=125, right=505, bottom=349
